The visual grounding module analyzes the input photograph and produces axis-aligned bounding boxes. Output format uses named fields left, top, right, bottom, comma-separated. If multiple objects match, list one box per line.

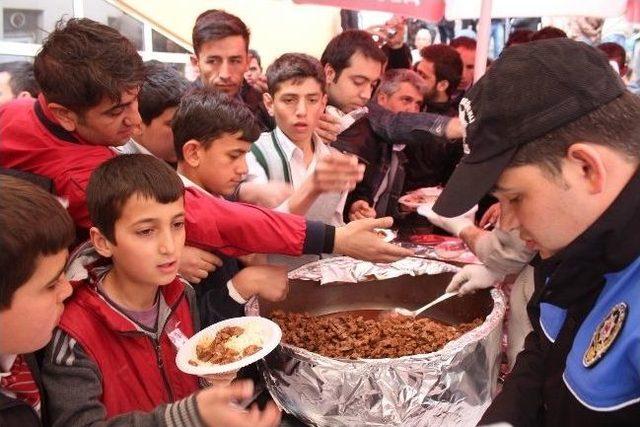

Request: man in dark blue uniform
left=434, top=38, right=640, bottom=426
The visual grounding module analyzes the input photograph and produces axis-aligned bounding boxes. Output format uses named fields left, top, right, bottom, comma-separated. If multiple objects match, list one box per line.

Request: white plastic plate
left=398, top=187, right=442, bottom=209
left=176, top=316, right=282, bottom=376
left=374, top=228, right=397, bottom=243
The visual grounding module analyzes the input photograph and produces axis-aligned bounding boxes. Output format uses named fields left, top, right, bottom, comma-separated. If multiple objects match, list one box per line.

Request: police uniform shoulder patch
left=583, top=302, right=627, bottom=368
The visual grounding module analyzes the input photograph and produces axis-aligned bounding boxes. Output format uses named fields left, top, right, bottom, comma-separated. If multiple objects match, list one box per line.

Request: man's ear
left=324, top=63, right=336, bottom=83
left=182, top=139, right=203, bottom=168
left=321, top=93, right=328, bottom=110
left=16, top=91, right=33, bottom=99
left=436, top=80, right=450, bottom=95
left=48, top=102, right=79, bottom=132
left=90, top=227, right=114, bottom=258
left=190, top=54, right=199, bottom=68
left=263, top=92, right=275, bottom=117
left=377, top=93, right=389, bottom=108
left=566, top=143, right=606, bottom=195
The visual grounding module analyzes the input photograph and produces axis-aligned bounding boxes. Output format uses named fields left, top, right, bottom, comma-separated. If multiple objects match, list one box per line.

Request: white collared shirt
left=245, top=127, right=347, bottom=226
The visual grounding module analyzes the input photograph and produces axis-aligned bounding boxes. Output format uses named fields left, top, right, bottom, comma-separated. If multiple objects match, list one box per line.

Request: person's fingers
left=187, top=276, right=202, bottom=284
left=193, top=268, right=210, bottom=280
left=373, top=242, right=414, bottom=263
left=459, top=282, right=479, bottom=295
left=201, top=379, right=254, bottom=403
left=198, top=250, right=224, bottom=267
left=446, top=272, right=467, bottom=293
left=364, top=216, right=394, bottom=230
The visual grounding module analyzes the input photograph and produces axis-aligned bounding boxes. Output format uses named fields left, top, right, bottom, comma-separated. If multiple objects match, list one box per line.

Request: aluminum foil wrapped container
left=259, top=257, right=506, bottom=426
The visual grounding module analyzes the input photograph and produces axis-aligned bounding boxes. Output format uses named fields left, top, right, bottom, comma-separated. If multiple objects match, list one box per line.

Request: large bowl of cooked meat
left=257, top=258, right=506, bottom=427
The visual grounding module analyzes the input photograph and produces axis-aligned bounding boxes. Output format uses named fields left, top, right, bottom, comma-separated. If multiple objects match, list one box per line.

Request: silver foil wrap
left=260, top=257, right=506, bottom=426
left=287, top=256, right=461, bottom=284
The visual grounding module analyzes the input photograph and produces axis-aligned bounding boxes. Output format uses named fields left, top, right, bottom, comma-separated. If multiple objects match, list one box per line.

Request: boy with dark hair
left=433, top=38, right=640, bottom=426
left=116, top=60, right=189, bottom=163
left=190, top=9, right=272, bottom=130
left=42, top=154, right=281, bottom=427
left=0, top=61, right=40, bottom=106
left=0, top=176, right=75, bottom=426
left=174, top=88, right=370, bottom=319
left=246, top=53, right=362, bottom=224
left=0, top=18, right=144, bottom=228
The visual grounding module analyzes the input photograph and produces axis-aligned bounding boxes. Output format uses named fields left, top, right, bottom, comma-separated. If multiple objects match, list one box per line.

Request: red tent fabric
left=293, top=0, right=445, bottom=23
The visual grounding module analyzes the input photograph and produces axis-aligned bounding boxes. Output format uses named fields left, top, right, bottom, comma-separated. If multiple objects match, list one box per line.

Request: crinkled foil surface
left=287, top=256, right=461, bottom=284
left=260, top=257, right=506, bottom=426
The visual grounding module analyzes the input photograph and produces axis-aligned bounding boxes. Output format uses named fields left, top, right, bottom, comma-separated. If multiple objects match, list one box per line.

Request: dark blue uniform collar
left=537, top=165, right=640, bottom=308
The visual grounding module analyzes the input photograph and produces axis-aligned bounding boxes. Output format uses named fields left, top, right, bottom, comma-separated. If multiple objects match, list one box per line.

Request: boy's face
left=51, top=87, right=142, bottom=147
left=325, top=51, right=383, bottom=113
left=186, top=132, right=251, bottom=197
left=0, top=250, right=72, bottom=354
left=192, top=36, right=248, bottom=98
left=138, top=106, right=178, bottom=162
left=377, top=82, right=423, bottom=113
left=94, top=194, right=185, bottom=289
left=264, top=77, right=327, bottom=144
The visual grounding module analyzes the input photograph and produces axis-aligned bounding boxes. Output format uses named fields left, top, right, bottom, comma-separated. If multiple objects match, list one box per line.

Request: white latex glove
left=419, top=204, right=478, bottom=236
left=446, top=264, right=504, bottom=295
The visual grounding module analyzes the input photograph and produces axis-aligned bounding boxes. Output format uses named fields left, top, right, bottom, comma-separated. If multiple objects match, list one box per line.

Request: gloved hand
left=419, top=204, right=478, bottom=236
left=446, top=264, right=504, bottom=295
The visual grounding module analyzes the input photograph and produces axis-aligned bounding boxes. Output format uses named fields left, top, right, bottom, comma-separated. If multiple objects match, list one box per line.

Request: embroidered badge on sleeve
left=583, top=302, right=627, bottom=368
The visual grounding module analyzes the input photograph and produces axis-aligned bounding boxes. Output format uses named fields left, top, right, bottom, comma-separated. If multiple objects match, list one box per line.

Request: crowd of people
left=0, top=7, right=639, bottom=427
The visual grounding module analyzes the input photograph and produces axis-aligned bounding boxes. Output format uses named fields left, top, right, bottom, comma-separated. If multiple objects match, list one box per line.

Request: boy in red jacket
left=42, top=154, right=281, bottom=427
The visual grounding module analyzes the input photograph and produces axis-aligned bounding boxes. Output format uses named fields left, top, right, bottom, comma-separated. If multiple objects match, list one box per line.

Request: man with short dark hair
left=450, top=36, right=476, bottom=92
left=0, top=61, right=40, bottom=106
left=415, top=44, right=463, bottom=116
left=190, top=9, right=273, bottom=130
left=321, top=30, right=387, bottom=117
left=433, top=38, right=640, bottom=426
left=0, top=18, right=144, bottom=228
left=344, top=69, right=426, bottom=221
left=402, top=44, right=464, bottom=193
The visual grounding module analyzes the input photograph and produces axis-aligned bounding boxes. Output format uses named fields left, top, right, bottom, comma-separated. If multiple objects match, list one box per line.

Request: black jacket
left=401, top=98, right=462, bottom=192
left=0, top=353, right=47, bottom=427
left=480, top=168, right=640, bottom=426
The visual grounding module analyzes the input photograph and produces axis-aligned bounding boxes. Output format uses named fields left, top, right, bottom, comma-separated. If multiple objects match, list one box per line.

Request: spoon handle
left=414, top=291, right=458, bottom=317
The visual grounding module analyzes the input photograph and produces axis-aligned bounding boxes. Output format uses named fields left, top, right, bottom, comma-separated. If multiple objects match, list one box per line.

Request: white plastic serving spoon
left=393, top=291, right=459, bottom=317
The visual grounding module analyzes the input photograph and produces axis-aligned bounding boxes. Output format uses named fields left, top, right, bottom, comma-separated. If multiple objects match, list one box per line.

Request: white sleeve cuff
left=274, top=199, right=291, bottom=213
left=227, top=280, right=248, bottom=304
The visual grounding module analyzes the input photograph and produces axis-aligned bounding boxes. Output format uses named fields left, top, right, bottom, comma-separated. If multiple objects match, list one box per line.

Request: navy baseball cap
left=433, top=38, right=626, bottom=217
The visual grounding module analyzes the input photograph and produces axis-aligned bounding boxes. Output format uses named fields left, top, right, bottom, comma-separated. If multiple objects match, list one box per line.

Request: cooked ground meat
left=194, top=326, right=245, bottom=365
left=271, top=310, right=483, bottom=359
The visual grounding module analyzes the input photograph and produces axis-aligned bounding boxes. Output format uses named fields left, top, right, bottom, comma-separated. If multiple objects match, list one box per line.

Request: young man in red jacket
left=0, top=18, right=411, bottom=269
